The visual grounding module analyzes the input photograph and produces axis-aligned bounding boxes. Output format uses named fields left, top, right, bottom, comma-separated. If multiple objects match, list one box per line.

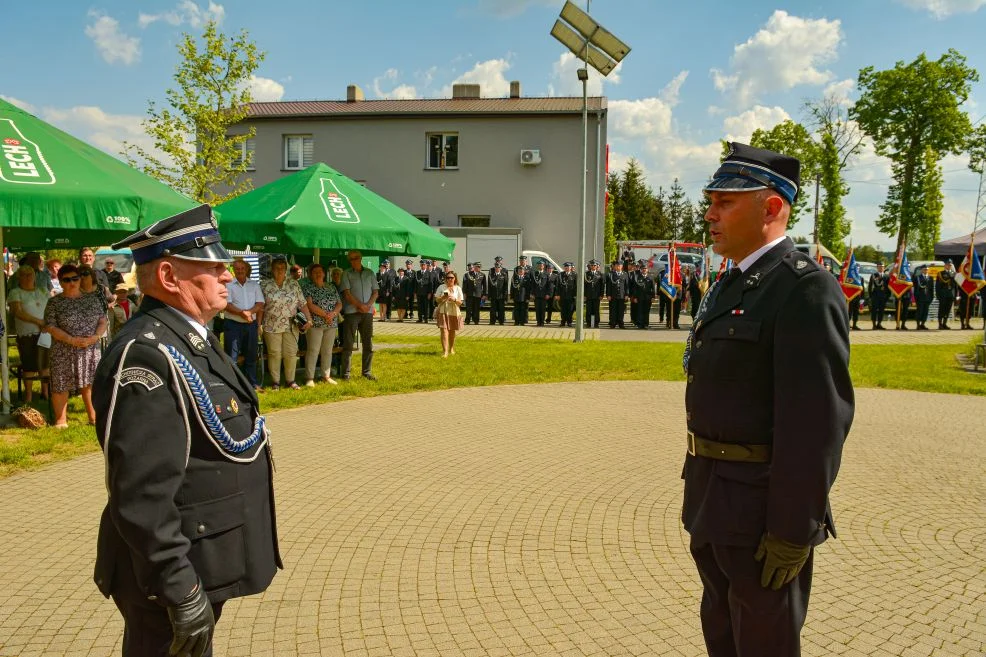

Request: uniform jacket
left=394, top=273, right=414, bottom=301
left=464, top=271, right=488, bottom=298
left=376, top=269, right=397, bottom=298
left=511, top=267, right=532, bottom=302
left=487, top=269, right=509, bottom=299
left=682, top=238, right=854, bottom=548
left=868, top=272, right=890, bottom=300
left=557, top=271, right=577, bottom=299
left=634, top=272, right=657, bottom=300
left=415, top=270, right=432, bottom=297
left=531, top=269, right=554, bottom=298
left=935, top=270, right=956, bottom=301
left=914, top=272, right=932, bottom=302
left=583, top=271, right=605, bottom=299
left=93, top=296, right=281, bottom=608
left=606, top=271, right=628, bottom=298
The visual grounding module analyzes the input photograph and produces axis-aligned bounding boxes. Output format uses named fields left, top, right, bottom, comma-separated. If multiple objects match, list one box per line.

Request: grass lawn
left=2, top=337, right=983, bottom=477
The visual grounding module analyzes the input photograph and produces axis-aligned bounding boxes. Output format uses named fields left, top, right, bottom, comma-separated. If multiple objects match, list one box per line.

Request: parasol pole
left=0, top=227, right=9, bottom=414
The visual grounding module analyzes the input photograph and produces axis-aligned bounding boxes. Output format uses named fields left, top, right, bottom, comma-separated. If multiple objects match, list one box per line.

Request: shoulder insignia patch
left=119, top=367, right=164, bottom=391
left=796, top=260, right=807, bottom=270
left=188, top=333, right=206, bottom=350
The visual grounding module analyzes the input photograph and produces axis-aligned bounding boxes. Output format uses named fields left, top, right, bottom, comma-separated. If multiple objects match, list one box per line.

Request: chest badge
left=143, top=332, right=156, bottom=340
left=230, top=399, right=239, bottom=414
left=796, top=260, right=808, bottom=270
left=731, top=309, right=745, bottom=315
left=188, top=333, right=206, bottom=350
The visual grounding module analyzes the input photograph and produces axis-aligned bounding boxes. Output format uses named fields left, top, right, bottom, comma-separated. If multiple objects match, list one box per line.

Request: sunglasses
left=445, top=276, right=455, bottom=280
left=60, top=276, right=81, bottom=283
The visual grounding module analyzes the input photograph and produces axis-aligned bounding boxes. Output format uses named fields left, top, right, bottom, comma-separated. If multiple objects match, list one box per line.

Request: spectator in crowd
left=392, top=267, right=411, bottom=322
left=79, top=247, right=111, bottom=292
left=102, top=258, right=125, bottom=291
left=7, top=265, right=50, bottom=402
left=110, top=284, right=133, bottom=338
left=43, top=264, right=107, bottom=428
left=78, top=265, right=114, bottom=313
left=259, top=257, right=311, bottom=390
left=330, top=266, right=344, bottom=289
left=225, top=259, right=266, bottom=391
left=47, top=258, right=62, bottom=295
left=339, top=250, right=379, bottom=381
left=20, top=252, right=53, bottom=296
left=290, top=264, right=304, bottom=281
left=434, top=270, right=464, bottom=358
left=302, top=263, right=342, bottom=386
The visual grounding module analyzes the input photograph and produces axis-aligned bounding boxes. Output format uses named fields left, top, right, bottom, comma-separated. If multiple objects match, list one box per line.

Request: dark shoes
left=363, top=374, right=377, bottom=382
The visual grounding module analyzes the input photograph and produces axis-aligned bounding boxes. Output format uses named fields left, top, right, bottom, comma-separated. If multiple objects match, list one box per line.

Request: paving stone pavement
left=0, top=382, right=984, bottom=657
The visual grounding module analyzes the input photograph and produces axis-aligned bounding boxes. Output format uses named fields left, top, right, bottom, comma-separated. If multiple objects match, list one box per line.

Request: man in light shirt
left=225, top=259, right=265, bottom=391
left=338, top=250, right=379, bottom=381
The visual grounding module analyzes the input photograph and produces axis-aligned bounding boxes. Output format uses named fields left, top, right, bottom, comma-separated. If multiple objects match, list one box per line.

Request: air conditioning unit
left=520, top=149, right=541, bottom=166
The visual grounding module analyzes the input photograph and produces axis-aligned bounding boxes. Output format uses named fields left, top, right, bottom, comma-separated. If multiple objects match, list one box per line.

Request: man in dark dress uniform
left=376, top=259, right=396, bottom=321
left=632, top=262, right=656, bottom=328
left=626, top=260, right=639, bottom=326
left=487, top=262, right=509, bottom=325
left=415, top=260, right=433, bottom=323
left=936, top=260, right=957, bottom=329
left=606, top=260, right=628, bottom=328
left=545, top=262, right=559, bottom=324
left=511, top=255, right=532, bottom=325
left=556, top=261, right=578, bottom=327
left=531, top=261, right=553, bottom=326
left=464, top=262, right=487, bottom=325
left=93, top=205, right=281, bottom=657
left=404, top=259, right=416, bottom=319
left=682, top=143, right=854, bottom=657
left=688, top=269, right=703, bottom=320
left=867, top=263, right=890, bottom=329
left=912, top=265, right=932, bottom=330
left=583, top=260, right=604, bottom=328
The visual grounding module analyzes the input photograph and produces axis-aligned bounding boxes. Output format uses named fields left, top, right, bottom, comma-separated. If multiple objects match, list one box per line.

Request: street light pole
left=575, top=65, right=589, bottom=342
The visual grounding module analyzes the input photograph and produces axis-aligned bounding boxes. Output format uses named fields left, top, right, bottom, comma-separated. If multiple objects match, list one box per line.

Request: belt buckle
left=686, top=431, right=696, bottom=456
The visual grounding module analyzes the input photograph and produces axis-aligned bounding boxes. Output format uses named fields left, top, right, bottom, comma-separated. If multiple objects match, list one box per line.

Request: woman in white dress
left=434, top=270, right=464, bottom=358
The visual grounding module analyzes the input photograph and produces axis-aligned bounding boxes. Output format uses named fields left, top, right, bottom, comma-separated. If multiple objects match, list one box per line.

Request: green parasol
left=215, top=162, right=454, bottom=260
left=0, top=97, right=198, bottom=249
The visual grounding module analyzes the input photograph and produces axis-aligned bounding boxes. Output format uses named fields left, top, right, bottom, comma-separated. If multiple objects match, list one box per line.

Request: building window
left=414, top=214, right=430, bottom=225
left=427, top=133, right=458, bottom=169
left=283, top=135, right=313, bottom=170
left=459, top=215, right=490, bottom=228
left=231, top=137, right=255, bottom=170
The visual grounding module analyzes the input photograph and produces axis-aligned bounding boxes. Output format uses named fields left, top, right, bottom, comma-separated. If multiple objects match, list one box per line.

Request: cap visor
left=170, top=242, right=234, bottom=263
left=703, top=176, right=768, bottom=193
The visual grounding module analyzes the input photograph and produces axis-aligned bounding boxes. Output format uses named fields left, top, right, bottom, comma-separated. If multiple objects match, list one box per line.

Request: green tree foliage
left=817, top=133, right=852, bottom=254
left=603, top=195, right=617, bottom=265
left=124, top=21, right=264, bottom=204
left=749, top=120, right=820, bottom=229
left=916, top=148, right=944, bottom=258
left=666, top=178, right=694, bottom=240
left=852, top=49, right=978, bottom=250
left=853, top=244, right=883, bottom=263
left=608, top=158, right=670, bottom=240
left=693, top=192, right=711, bottom=245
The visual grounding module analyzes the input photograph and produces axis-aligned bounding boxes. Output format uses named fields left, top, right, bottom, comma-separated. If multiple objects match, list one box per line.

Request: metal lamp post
left=551, top=1, right=630, bottom=342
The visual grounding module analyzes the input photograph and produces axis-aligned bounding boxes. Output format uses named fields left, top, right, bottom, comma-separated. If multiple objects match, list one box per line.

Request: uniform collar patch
left=188, top=333, right=206, bottom=350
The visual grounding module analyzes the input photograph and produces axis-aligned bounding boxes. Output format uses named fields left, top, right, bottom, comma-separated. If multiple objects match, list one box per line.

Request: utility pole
left=812, top=173, right=821, bottom=245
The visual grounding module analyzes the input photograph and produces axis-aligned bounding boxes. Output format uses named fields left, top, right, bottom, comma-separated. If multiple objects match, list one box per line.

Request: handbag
left=291, top=311, right=308, bottom=331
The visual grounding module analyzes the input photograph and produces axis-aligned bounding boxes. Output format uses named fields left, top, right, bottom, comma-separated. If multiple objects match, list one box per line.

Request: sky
left=3, top=0, right=986, bottom=250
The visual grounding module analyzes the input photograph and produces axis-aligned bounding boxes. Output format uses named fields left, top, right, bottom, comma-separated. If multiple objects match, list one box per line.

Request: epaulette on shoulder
left=782, top=251, right=821, bottom=277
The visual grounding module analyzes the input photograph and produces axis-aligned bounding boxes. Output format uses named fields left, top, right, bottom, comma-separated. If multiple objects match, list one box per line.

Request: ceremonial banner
left=955, top=240, right=986, bottom=296
left=888, top=245, right=913, bottom=299
left=660, top=245, right=682, bottom=300
left=839, top=248, right=864, bottom=302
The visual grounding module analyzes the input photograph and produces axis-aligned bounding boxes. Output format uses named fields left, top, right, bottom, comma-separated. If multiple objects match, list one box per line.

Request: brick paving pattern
left=0, top=382, right=984, bottom=656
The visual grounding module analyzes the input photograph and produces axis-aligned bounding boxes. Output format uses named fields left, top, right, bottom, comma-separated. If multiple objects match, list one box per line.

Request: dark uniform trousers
left=584, top=272, right=604, bottom=328
left=848, top=296, right=861, bottom=327
left=868, top=274, right=889, bottom=327
left=93, top=296, right=281, bottom=657
left=607, top=273, right=627, bottom=328
left=683, top=239, right=853, bottom=657
left=936, top=274, right=955, bottom=327
left=487, top=271, right=508, bottom=324
left=512, top=269, right=530, bottom=325
left=416, top=272, right=432, bottom=322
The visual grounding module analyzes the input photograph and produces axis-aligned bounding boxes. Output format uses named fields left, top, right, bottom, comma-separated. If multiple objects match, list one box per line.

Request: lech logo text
left=319, top=178, right=360, bottom=224
left=0, top=120, right=56, bottom=185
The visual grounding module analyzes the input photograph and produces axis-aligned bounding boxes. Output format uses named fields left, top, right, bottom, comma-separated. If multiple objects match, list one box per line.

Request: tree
left=916, top=147, right=944, bottom=258
left=124, top=21, right=264, bottom=204
left=665, top=178, right=691, bottom=240
left=804, top=94, right=865, bottom=169
left=852, top=49, right=979, bottom=251
left=609, top=159, right=667, bottom=239
left=853, top=244, right=883, bottom=263
left=749, top=120, right=820, bottom=229
left=693, top=192, right=711, bottom=245
left=816, top=132, right=852, bottom=254
left=603, top=195, right=617, bottom=265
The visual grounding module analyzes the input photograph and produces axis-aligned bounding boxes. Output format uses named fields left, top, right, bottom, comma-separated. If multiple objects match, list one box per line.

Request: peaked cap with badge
left=93, top=206, right=281, bottom=648
left=682, top=142, right=854, bottom=655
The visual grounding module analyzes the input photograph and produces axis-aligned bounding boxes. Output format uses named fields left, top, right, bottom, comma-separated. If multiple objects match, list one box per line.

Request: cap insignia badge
left=188, top=333, right=206, bottom=350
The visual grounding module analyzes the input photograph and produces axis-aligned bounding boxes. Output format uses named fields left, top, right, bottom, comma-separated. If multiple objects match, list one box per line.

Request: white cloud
left=442, top=59, right=513, bottom=97
left=85, top=11, right=141, bottom=66
left=247, top=75, right=285, bottom=102
left=139, top=1, right=225, bottom=29
left=896, top=0, right=986, bottom=18
left=823, top=79, right=856, bottom=106
left=0, top=95, right=36, bottom=113
left=372, top=69, right=418, bottom=100
left=548, top=52, right=622, bottom=96
left=710, top=10, right=842, bottom=107
left=721, top=105, right=791, bottom=143
left=40, top=105, right=159, bottom=162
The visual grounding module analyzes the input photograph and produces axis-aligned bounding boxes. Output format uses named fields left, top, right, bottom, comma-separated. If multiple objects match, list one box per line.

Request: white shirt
left=171, top=307, right=208, bottom=339
left=737, top=236, right=787, bottom=273
left=225, top=278, right=265, bottom=323
left=435, top=284, right=464, bottom=302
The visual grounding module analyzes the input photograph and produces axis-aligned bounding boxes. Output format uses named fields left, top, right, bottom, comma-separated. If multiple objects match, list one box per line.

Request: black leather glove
left=167, top=581, right=215, bottom=657
left=754, top=533, right=811, bottom=591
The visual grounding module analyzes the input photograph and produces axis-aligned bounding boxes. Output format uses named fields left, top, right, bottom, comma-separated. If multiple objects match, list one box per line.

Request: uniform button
left=696, top=340, right=703, bottom=349
left=197, top=523, right=206, bottom=534
left=147, top=595, right=158, bottom=601
left=686, top=412, right=692, bottom=421
left=687, top=374, right=694, bottom=383
left=728, top=328, right=735, bottom=336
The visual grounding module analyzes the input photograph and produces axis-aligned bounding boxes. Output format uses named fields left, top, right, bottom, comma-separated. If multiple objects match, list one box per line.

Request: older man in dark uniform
left=682, top=143, right=854, bottom=657
left=606, top=260, right=628, bottom=328
left=463, top=262, right=487, bottom=325
left=936, top=260, right=957, bottom=329
left=487, top=261, right=509, bottom=325
left=511, top=255, right=532, bottom=325
left=913, top=265, right=933, bottom=330
left=93, top=205, right=281, bottom=657
left=583, top=259, right=604, bottom=328
left=867, top=263, right=890, bottom=329
left=556, top=261, right=578, bottom=327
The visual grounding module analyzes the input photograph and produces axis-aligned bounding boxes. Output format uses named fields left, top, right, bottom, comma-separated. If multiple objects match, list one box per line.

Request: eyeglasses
left=60, top=276, right=81, bottom=283
left=445, top=276, right=454, bottom=280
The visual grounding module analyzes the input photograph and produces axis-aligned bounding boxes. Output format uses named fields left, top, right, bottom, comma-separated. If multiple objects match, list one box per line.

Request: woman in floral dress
left=259, top=258, right=311, bottom=390
left=301, top=263, right=343, bottom=386
left=43, top=264, right=107, bottom=427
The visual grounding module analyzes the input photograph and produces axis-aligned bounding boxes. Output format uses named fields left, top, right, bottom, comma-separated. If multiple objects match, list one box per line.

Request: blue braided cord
left=165, top=345, right=265, bottom=454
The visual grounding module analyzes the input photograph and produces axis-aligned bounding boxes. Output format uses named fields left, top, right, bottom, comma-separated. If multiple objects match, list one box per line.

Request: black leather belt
left=687, top=431, right=771, bottom=463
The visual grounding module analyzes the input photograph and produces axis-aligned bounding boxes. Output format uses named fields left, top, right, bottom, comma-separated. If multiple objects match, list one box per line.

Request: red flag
left=887, top=242, right=914, bottom=299
left=956, top=239, right=986, bottom=295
